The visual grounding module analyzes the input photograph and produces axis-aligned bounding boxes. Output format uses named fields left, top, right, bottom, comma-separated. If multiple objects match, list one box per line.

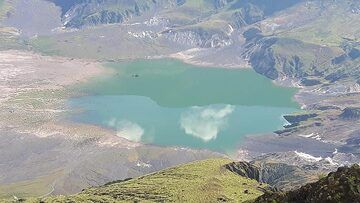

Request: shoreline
left=0, top=50, right=122, bottom=140
left=167, top=48, right=252, bottom=69
left=0, top=49, right=303, bottom=147
left=2, top=48, right=358, bottom=198
left=62, top=55, right=301, bottom=157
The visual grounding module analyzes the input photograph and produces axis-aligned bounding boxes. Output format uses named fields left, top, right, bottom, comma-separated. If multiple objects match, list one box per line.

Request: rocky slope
left=47, top=0, right=302, bottom=29
left=224, top=160, right=318, bottom=191
left=340, top=107, right=360, bottom=120
left=255, top=164, right=360, bottom=203
left=47, top=0, right=304, bottom=48
left=52, top=0, right=181, bottom=28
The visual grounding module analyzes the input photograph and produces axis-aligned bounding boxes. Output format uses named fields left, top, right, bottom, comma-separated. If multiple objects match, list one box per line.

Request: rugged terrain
left=0, top=158, right=306, bottom=202
left=0, top=0, right=359, bottom=200
left=5, top=159, right=359, bottom=203
left=255, top=164, right=360, bottom=203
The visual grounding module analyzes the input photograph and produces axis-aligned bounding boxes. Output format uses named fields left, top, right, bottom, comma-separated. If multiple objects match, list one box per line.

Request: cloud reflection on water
left=107, top=118, right=144, bottom=142
left=180, top=105, right=235, bottom=142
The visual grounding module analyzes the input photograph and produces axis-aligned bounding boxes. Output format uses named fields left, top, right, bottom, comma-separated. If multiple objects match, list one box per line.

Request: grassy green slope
left=279, top=1, right=360, bottom=47
left=19, top=159, right=265, bottom=203
left=250, top=1, right=360, bottom=83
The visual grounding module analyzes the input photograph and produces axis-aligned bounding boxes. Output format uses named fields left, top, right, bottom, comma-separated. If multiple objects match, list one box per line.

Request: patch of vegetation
left=183, top=0, right=213, bottom=9
left=29, top=24, right=179, bottom=60
left=0, top=171, right=62, bottom=200
left=29, top=36, right=62, bottom=56
left=280, top=1, right=360, bottom=47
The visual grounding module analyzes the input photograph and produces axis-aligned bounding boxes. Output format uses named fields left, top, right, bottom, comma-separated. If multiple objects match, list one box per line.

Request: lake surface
left=68, top=59, right=299, bottom=153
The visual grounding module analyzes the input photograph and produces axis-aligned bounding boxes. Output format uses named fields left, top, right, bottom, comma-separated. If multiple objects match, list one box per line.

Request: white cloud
left=180, top=105, right=235, bottom=142
left=107, top=119, right=144, bottom=142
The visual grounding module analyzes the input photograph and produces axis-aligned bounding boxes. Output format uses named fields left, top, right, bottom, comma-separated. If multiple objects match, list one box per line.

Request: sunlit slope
left=24, top=159, right=265, bottom=202
left=247, top=1, right=360, bottom=84
left=28, top=0, right=304, bottom=59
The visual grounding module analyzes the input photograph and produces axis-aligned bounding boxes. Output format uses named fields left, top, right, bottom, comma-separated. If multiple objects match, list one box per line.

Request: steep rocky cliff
left=49, top=0, right=303, bottom=29
left=340, top=107, right=360, bottom=120
left=255, top=164, right=360, bottom=203
left=58, top=0, right=182, bottom=28
left=163, top=27, right=232, bottom=48
left=223, top=161, right=317, bottom=191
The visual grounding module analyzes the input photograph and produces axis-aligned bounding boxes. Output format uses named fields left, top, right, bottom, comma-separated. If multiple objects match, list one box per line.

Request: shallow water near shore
left=68, top=59, right=299, bottom=153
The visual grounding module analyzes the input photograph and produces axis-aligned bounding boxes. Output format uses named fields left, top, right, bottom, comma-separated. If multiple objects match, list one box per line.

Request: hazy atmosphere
left=0, top=0, right=359, bottom=202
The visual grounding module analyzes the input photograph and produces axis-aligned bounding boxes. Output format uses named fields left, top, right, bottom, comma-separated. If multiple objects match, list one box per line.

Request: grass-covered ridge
left=19, top=159, right=265, bottom=202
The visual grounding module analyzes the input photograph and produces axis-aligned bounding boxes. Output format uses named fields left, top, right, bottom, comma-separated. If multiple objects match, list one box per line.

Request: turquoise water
left=68, top=59, right=299, bottom=153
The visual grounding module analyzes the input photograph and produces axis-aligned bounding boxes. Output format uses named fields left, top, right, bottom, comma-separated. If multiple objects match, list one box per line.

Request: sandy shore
left=0, top=50, right=105, bottom=102
left=168, top=48, right=251, bottom=69
left=0, top=49, right=137, bottom=146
